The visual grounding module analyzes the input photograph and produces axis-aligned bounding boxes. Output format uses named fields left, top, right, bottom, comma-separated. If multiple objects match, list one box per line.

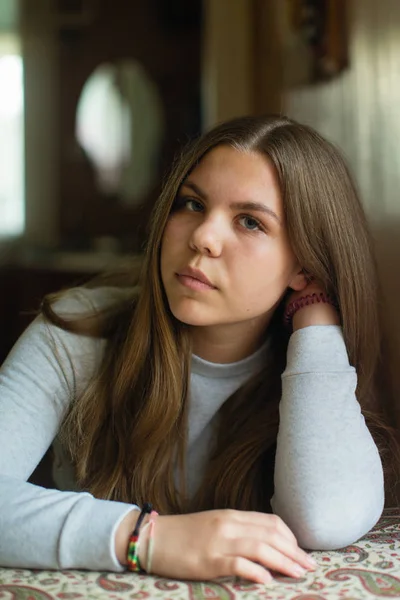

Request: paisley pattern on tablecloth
left=335, top=544, right=369, bottom=563
left=0, top=585, right=54, bottom=599
left=188, top=582, right=235, bottom=599
left=0, top=508, right=399, bottom=600
left=327, top=568, right=400, bottom=596
left=96, top=572, right=134, bottom=592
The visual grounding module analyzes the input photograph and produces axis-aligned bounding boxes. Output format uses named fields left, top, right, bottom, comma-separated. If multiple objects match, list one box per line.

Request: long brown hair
left=42, top=115, right=400, bottom=513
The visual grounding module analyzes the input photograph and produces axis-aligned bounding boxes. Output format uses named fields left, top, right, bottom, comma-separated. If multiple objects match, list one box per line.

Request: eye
left=238, top=215, right=263, bottom=231
left=186, top=198, right=204, bottom=212
left=172, top=196, right=204, bottom=214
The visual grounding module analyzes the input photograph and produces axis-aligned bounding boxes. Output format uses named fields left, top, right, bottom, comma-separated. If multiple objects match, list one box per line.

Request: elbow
left=271, top=488, right=384, bottom=551
left=297, top=502, right=384, bottom=550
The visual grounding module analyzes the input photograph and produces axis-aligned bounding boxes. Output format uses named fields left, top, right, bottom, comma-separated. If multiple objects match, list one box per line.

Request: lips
left=177, top=266, right=216, bottom=289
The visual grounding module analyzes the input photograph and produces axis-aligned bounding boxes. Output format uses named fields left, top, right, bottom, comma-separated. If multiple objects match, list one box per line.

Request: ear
left=288, top=268, right=309, bottom=292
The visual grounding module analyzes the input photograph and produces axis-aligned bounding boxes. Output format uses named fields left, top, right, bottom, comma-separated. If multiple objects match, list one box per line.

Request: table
left=0, top=507, right=399, bottom=599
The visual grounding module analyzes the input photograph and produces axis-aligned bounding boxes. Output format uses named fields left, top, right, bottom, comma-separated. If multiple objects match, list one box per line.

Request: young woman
left=0, top=115, right=399, bottom=585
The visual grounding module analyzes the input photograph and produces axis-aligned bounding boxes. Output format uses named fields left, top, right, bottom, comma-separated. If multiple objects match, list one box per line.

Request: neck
left=191, top=320, right=270, bottom=364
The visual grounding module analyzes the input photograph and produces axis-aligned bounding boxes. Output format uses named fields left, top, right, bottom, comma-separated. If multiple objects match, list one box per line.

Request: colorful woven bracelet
left=127, top=502, right=152, bottom=572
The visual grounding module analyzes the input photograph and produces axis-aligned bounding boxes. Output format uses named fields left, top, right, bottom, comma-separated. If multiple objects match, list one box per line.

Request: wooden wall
left=202, top=0, right=282, bottom=128
left=285, top=0, right=400, bottom=223
left=284, top=0, right=400, bottom=423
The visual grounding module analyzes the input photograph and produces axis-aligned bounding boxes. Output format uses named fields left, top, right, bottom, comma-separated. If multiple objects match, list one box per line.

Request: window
left=0, top=33, right=24, bottom=237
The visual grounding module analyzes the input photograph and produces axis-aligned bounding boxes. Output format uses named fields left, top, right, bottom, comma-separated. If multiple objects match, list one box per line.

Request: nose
left=189, top=217, right=223, bottom=257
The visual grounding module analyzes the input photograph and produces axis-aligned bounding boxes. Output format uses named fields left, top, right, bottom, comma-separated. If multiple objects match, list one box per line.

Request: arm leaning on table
left=271, top=325, right=385, bottom=550
left=0, top=288, right=139, bottom=571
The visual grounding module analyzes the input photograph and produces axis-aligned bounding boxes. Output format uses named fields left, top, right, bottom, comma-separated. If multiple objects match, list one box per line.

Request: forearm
left=272, top=326, right=384, bottom=549
left=0, top=475, right=138, bottom=570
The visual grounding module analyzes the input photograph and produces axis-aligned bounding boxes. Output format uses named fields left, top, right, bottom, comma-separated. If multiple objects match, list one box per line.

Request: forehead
left=184, top=145, right=282, bottom=205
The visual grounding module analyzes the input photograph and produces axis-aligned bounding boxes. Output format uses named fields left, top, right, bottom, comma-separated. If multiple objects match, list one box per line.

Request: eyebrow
left=181, top=180, right=282, bottom=225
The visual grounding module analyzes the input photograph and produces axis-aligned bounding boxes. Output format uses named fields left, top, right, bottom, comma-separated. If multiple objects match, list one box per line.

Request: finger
left=237, top=537, right=312, bottom=579
left=260, top=530, right=317, bottom=571
left=219, top=556, right=273, bottom=585
left=237, top=511, right=298, bottom=545
left=231, top=523, right=315, bottom=571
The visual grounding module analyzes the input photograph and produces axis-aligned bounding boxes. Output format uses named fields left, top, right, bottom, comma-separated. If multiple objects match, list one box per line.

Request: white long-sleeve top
left=0, top=287, right=384, bottom=571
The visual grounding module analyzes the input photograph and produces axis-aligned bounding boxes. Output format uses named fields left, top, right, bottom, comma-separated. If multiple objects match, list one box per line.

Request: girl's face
left=160, top=145, right=306, bottom=341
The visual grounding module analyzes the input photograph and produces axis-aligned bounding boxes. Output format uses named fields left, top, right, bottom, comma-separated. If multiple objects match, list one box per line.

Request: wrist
left=115, top=509, right=141, bottom=566
left=292, top=302, right=340, bottom=331
left=285, top=291, right=340, bottom=331
left=121, top=503, right=157, bottom=573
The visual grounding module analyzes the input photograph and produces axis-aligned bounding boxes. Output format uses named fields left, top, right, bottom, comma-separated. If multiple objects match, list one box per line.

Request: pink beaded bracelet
left=283, top=292, right=339, bottom=328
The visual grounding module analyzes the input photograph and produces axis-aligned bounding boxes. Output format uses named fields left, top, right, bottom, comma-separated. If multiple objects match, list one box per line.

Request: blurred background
left=0, top=0, right=400, bottom=428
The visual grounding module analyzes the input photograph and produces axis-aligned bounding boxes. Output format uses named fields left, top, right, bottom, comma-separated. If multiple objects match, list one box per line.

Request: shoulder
left=1, top=286, right=137, bottom=397
left=51, top=285, right=136, bottom=317
left=5, top=287, right=135, bottom=390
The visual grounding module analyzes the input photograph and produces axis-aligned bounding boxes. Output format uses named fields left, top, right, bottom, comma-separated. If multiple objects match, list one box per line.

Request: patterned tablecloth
left=0, top=507, right=399, bottom=600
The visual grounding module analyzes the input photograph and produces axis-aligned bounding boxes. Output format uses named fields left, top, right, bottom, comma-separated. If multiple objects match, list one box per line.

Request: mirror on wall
left=75, top=59, right=165, bottom=208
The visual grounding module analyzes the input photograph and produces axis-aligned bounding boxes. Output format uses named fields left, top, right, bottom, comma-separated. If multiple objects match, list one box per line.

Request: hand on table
left=138, top=509, right=317, bottom=584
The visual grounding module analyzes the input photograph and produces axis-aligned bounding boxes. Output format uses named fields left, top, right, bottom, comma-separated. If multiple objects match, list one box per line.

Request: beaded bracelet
left=284, top=292, right=339, bottom=328
left=127, top=502, right=152, bottom=572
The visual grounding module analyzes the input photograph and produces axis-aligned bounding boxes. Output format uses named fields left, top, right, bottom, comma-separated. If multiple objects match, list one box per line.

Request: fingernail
left=306, top=556, right=318, bottom=567
left=292, top=566, right=306, bottom=578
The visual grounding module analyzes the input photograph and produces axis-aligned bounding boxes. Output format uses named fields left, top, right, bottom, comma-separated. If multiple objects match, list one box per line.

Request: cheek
left=161, top=219, right=178, bottom=254
left=160, top=219, right=185, bottom=279
left=162, top=215, right=186, bottom=243
left=229, top=243, right=296, bottom=294
left=162, top=218, right=174, bottom=239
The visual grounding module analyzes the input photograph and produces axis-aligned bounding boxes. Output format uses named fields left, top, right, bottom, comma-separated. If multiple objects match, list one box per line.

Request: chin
left=168, top=302, right=215, bottom=327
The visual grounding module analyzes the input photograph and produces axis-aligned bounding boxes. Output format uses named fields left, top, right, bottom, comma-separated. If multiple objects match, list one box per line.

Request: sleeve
left=270, top=325, right=384, bottom=550
left=0, top=288, right=139, bottom=570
